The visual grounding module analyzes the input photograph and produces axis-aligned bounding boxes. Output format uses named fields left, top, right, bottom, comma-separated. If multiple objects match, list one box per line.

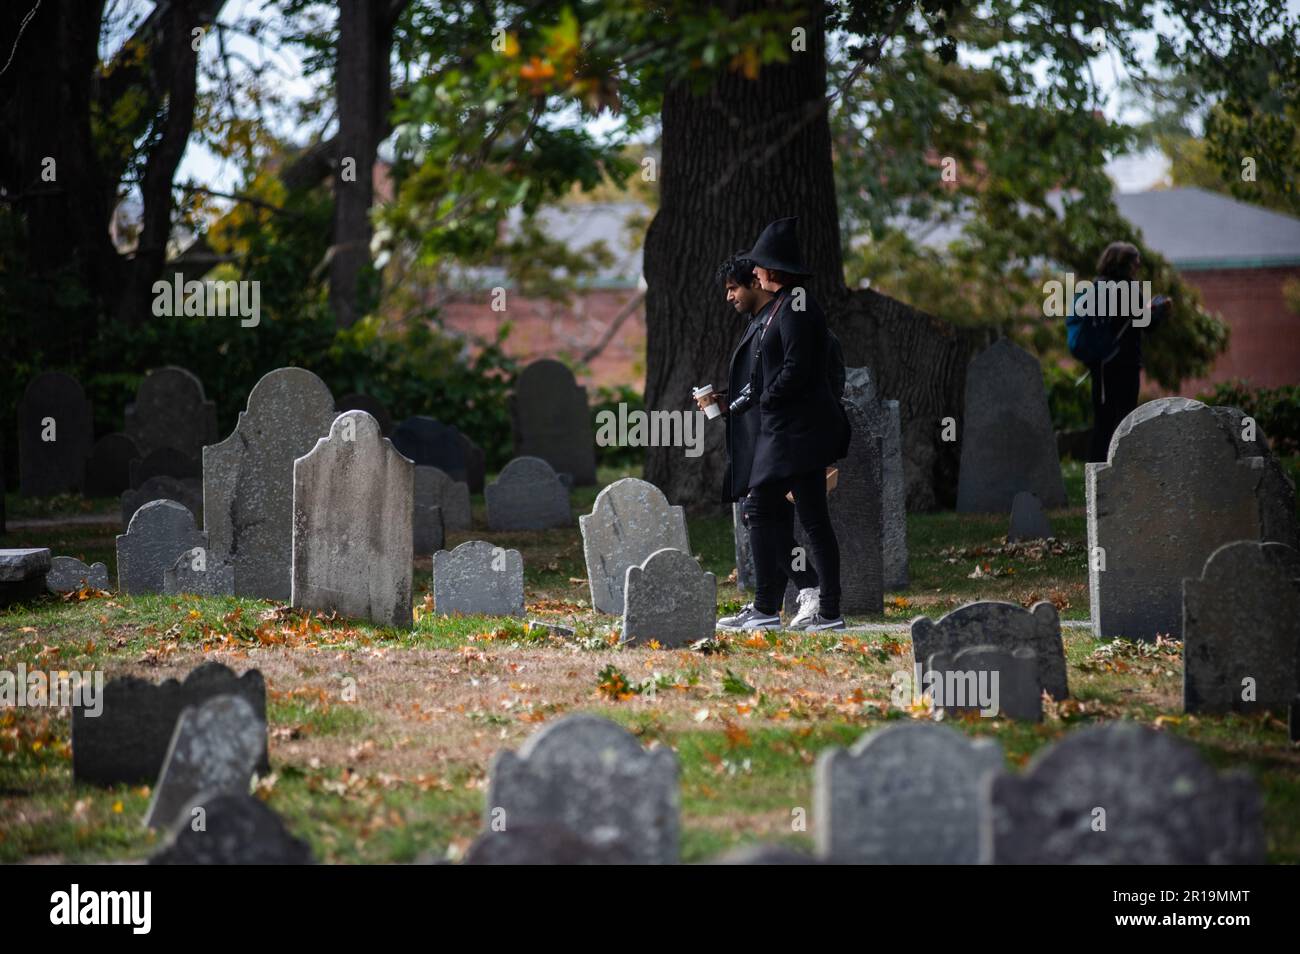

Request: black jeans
left=741, top=468, right=841, bottom=618
left=1088, top=356, right=1141, bottom=463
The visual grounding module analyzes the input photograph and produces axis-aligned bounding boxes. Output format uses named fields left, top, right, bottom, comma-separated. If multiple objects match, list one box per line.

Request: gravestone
left=843, top=367, right=909, bottom=588
left=707, top=844, right=818, bottom=865
left=72, top=662, right=268, bottom=786
left=1183, top=540, right=1300, bottom=714
left=116, top=499, right=207, bottom=595
left=335, top=392, right=393, bottom=435
left=464, top=824, right=636, bottom=865
left=511, top=359, right=596, bottom=485
left=122, top=475, right=203, bottom=527
left=1211, top=404, right=1299, bottom=549
left=46, top=556, right=110, bottom=594
left=485, top=456, right=570, bottom=531
left=956, top=339, right=1067, bottom=513
left=292, top=411, right=413, bottom=628
left=926, top=645, right=1043, bottom=721
left=0, top=548, right=51, bottom=604
left=151, top=793, right=314, bottom=865
left=417, top=465, right=470, bottom=532
left=18, top=371, right=93, bottom=495
left=205, top=367, right=338, bottom=601
left=989, top=722, right=1265, bottom=863
left=432, top=540, right=524, bottom=617
left=84, top=433, right=140, bottom=498
left=460, top=433, right=487, bottom=494
left=390, top=416, right=470, bottom=483
left=581, top=478, right=691, bottom=615
left=815, top=723, right=1003, bottom=864
left=732, top=502, right=755, bottom=591
left=124, top=366, right=218, bottom=459
left=129, top=447, right=201, bottom=487
left=911, top=600, right=1068, bottom=701
left=783, top=409, right=884, bottom=617
left=1008, top=491, right=1053, bottom=542
left=164, top=547, right=235, bottom=597
left=622, top=548, right=716, bottom=647
left=412, top=467, right=447, bottom=556
left=487, top=714, right=679, bottom=864
left=1088, top=398, right=1285, bottom=640
left=144, top=694, right=266, bottom=830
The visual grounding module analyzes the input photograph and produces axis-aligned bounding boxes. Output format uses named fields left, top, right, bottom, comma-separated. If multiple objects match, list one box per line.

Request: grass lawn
left=2, top=459, right=1297, bottom=863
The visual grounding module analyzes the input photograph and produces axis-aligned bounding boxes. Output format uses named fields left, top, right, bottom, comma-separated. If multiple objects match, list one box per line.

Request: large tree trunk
left=642, top=2, right=989, bottom=511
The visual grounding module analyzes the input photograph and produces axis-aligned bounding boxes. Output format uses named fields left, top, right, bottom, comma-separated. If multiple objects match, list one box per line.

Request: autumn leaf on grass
left=595, top=664, right=634, bottom=701
left=721, top=669, right=755, bottom=696
left=721, top=718, right=750, bottom=749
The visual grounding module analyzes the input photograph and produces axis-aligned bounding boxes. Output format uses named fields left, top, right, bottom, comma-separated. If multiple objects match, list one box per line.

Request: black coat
left=723, top=287, right=850, bottom=498
left=721, top=310, right=765, bottom=503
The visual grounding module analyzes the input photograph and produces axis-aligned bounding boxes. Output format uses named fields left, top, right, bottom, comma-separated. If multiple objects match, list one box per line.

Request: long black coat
left=721, top=311, right=765, bottom=503
left=723, top=287, right=850, bottom=499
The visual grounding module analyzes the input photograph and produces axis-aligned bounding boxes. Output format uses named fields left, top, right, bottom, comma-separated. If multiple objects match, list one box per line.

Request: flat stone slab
left=581, top=478, right=690, bottom=615
left=485, top=456, right=571, bottom=530
left=46, top=556, right=109, bottom=593
left=622, top=547, right=716, bottom=647
left=116, top=499, right=207, bottom=595
left=433, top=540, right=524, bottom=617
left=150, top=793, right=314, bottom=864
left=0, top=548, right=52, bottom=583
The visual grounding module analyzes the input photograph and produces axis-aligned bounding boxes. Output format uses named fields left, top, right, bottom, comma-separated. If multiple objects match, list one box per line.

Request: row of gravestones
left=66, top=667, right=1263, bottom=864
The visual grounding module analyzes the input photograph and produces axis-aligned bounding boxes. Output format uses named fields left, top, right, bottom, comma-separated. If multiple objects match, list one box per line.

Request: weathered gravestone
left=511, top=359, right=596, bottom=486
left=205, top=367, right=338, bottom=600
left=1211, top=404, right=1299, bottom=549
left=116, top=499, right=207, bottom=595
left=433, top=540, right=524, bottom=617
left=335, top=392, right=393, bottom=435
left=124, top=366, right=218, bottom=460
left=0, top=548, right=51, bottom=604
left=815, top=723, right=1003, bottom=864
left=485, top=456, right=571, bottom=531
left=487, top=714, right=679, bottom=864
left=18, top=371, right=93, bottom=495
left=122, top=475, right=203, bottom=527
left=416, top=465, right=470, bottom=532
left=1008, top=490, right=1053, bottom=542
left=956, top=339, right=1067, bottom=513
left=412, top=467, right=447, bottom=556
left=292, top=411, right=413, bottom=628
left=912, top=600, right=1068, bottom=701
left=464, top=824, right=636, bottom=865
left=150, top=793, right=314, bottom=865
left=581, top=478, right=691, bottom=615
left=129, top=446, right=201, bottom=488
left=783, top=410, right=884, bottom=617
left=926, top=645, right=1043, bottom=722
left=843, top=367, right=909, bottom=588
left=46, top=556, right=110, bottom=594
left=622, top=548, right=716, bottom=647
left=144, top=694, right=266, bottom=830
left=988, top=722, right=1265, bottom=863
left=164, top=547, right=235, bottom=597
left=84, top=433, right=140, bottom=498
left=72, top=662, right=268, bottom=786
left=1088, top=398, right=1289, bottom=640
left=390, top=416, right=470, bottom=483
left=1183, top=540, right=1300, bottom=714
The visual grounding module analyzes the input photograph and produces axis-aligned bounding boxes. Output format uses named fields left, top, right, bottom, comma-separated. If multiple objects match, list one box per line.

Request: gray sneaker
left=802, top=613, right=846, bottom=632
left=716, top=604, right=781, bottom=631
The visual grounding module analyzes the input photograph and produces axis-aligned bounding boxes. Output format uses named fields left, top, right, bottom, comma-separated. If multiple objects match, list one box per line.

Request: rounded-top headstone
left=124, top=366, right=219, bottom=459
left=18, top=371, right=94, bottom=496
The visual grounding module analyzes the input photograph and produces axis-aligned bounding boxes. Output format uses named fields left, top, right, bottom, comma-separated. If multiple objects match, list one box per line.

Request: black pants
left=1088, top=356, right=1141, bottom=463
left=741, top=468, right=841, bottom=618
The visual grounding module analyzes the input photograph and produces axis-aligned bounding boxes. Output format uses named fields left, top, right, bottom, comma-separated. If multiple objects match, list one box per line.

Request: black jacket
left=724, top=286, right=850, bottom=497
left=721, top=305, right=767, bottom=503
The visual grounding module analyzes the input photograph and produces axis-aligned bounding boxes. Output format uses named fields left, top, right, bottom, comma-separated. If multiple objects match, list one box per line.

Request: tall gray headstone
left=926, top=645, right=1043, bottom=721
left=622, top=548, right=716, bottom=647
left=433, top=540, right=524, bottom=617
left=815, top=723, right=1003, bottom=863
left=956, top=339, right=1067, bottom=513
left=18, top=371, right=93, bottom=496
left=84, top=433, right=140, bottom=498
left=912, top=600, right=1068, bottom=701
left=416, top=464, right=470, bottom=532
left=144, top=694, right=266, bottom=831
left=292, top=411, right=414, bottom=628
left=581, top=478, right=690, bottom=615
left=204, top=367, right=338, bottom=601
left=164, top=547, right=235, bottom=597
left=1183, top=540, right=1300, bottom=713
left=989, top=722, right=1265, bottom=863
left=124, top=366, right=218, bottom=459
left=843, top=367, right=909, bottom=588
left=116, top=499, right=207, bottom=595
left=1008, top=490, right=1053, bottom=542
left=487, top=714, right=679, bottom=864
left=46, top=556, right=110, bottom=594
left=1088, top=398, right=1285, bottom=640
left=511, top=359, right=596, bottom=486
left=485, top=456, right=570, bottom=531
left=151, top=793, right=314, bottom=865
left=122, top=474, right=202, bottom=527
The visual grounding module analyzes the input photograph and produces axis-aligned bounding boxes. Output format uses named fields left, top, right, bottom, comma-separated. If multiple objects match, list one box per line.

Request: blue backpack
left=1066, top=288, right=1127, bottom=367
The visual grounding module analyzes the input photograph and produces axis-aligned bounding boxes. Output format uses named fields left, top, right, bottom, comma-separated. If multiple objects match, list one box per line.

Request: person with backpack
left=695, top=218, right=851, bottom=631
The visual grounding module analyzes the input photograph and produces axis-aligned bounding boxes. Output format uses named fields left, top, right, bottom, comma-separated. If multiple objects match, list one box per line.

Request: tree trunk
left=642, top=2, right=989, bottom=511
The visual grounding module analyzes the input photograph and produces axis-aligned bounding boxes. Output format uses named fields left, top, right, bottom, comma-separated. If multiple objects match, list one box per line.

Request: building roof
left=1113, top=187, right=1300, bottom=270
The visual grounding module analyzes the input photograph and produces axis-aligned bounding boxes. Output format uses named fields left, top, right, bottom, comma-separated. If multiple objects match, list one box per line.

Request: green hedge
left=1196, top=380, right=1300, bottom=456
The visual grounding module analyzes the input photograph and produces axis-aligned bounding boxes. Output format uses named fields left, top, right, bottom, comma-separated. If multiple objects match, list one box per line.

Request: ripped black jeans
left=741, top=468, right=841, bottom=618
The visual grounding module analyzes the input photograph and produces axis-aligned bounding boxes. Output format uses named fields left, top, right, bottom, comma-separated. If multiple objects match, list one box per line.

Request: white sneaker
left=716, top=604, right=781, bottom=631
left=789, top=587, right=821, bottom=629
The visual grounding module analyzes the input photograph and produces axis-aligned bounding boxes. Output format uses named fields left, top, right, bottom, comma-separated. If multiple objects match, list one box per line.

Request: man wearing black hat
left=698, top=217, right=850, bottom=631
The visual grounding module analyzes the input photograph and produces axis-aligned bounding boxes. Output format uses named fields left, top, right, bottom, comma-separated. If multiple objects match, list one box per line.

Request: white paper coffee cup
left=693, top=385, right=722, bottom=419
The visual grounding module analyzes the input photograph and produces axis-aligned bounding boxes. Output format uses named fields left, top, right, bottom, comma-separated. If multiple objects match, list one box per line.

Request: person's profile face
left=754, top=266, right=774, bottom=291
left=724, top=277, right=759, bottom=314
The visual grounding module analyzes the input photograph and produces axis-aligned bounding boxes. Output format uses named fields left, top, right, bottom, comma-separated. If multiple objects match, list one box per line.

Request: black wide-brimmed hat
left=744, top=217, right=811, bottom=276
